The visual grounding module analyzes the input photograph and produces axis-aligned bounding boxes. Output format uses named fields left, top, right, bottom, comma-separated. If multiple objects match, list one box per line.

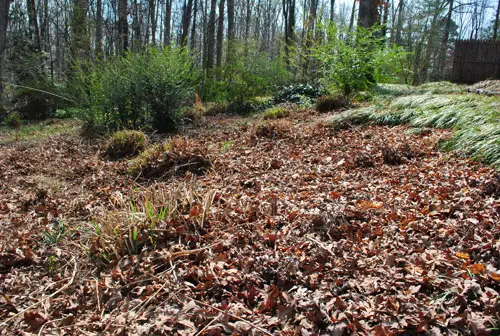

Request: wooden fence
left=452, top=39, right=500, bottom=84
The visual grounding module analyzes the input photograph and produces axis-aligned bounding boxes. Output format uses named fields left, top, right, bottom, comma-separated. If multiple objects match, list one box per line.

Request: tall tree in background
left=358, top=0, right=378, bottom=28
left=226, top=0, right=235, bottom=63
left=164, top=0, right=172, bottom=45
left=118, top=0, right=129, bottom=53
left=206, top=0, right=217, bottom=69
left=494, top=0, right=500, bottom=39
left=27, top=0, right=41, bottom=50
left=0, top=0, right=10, bottom=93
left=95, top=0, right=103, bottom=58
left=180, top=0, right=193, bottom=46
left=216, top=0, right=225, bottom=67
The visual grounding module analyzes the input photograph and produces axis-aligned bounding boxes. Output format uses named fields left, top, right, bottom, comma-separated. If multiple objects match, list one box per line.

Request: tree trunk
left=358, top=0, right=378, bottom=29
left=0, top=0, right=10, bottom=93
left=348, top=0, right=356, bottom=32
left=96, top=0, right=103, bottom=58
left=149, top=0, right=157, bottom=44
left=244, top=0, right=251, bottom=54
left=330, top=0, right=335, bottom=22
left=226, top=0, right=235, bottom=63
left=190, top=0, right=198, bottom=48
left=394, top=0, right=404, bottom=44
left=27, top=0, right=41, bottom=50
left=163, top=0, right=172, bottom=45
left=206, top=0, right=217, bottom=69
left=118, top=0, right=129, bottom=53
left=216, top=0, right=225, bottom=67
left=494, top=0, right=500, bottom=40
left=181, top=0, right=193, bottom=46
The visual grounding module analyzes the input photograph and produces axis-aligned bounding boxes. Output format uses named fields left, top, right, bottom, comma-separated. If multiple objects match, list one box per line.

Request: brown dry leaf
left=468, top=263, right=487, bottom=275
left=24, top=310, right=47, bottom=331
left=455, top=252, right=470, bottom=260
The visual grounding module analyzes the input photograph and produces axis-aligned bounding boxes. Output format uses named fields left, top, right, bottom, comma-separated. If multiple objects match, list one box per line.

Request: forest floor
left=0, top=93, right=499, bottom=335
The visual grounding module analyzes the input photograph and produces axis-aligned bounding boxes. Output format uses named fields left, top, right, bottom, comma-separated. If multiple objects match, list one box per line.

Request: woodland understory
left=0, top=98, right=499, bottom=335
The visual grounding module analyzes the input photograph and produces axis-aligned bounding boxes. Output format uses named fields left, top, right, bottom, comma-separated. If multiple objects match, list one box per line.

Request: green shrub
left=271, top=83, right=325, bottom=104
left=313, top=24, right=407, bottom=98
left=315, top=95, right=349, bottom=113
left=201, top=43, right=290, bottom=104
left=104, top=130, right=148, bottom=160
left=263, top=106, right=289, bottom=119
left=77, top=47, right=199, bottom=133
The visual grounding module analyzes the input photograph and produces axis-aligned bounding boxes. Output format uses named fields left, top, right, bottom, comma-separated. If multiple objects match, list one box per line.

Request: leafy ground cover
left=0, top=95, right=499, bottom=335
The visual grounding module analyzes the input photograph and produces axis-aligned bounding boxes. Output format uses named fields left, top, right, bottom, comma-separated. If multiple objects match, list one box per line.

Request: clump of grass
left=128, top=137, right=211, bottom=180
left=315, top=95, right=348, bottom=113
left=262, top=106, right=289, bottom=120
left=327, top=89, right=500, bottom=168
left=87, top=183, right=216, bottom=262
left=104, top=130, right=148, bottom=160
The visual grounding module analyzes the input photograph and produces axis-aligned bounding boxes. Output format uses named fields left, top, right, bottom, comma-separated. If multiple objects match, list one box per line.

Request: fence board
left=452, top=39, right=500, bottom=84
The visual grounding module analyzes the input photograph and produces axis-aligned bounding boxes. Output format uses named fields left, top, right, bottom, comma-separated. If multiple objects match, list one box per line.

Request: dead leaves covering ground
left=0, top=111, right=499, bottom=335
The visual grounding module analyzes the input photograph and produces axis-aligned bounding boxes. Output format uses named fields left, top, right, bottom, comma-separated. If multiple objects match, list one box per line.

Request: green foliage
left=105, top=130, right=148, bottom=160
left=271, top=83, right=325, bottom=104
left=263, top=106, right=289, bottom=119
left=77, top=47, right=199, bottom=133
left=201, top=43, right=290, bottom=104
left=4, top=112, right=22, bottom=130
left=313, top=24, right=407, bottom=97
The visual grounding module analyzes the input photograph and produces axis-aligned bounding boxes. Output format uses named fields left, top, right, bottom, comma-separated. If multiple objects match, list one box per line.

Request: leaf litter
left=0, top=111, right=499, bottom=335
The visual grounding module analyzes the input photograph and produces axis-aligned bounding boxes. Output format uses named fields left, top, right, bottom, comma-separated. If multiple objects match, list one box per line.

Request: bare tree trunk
left=206, top=0, right=217, bottom=68
left=149, top=0, right=157, bottom=44
left=348, top=0, right=356, bottom=32
left=0, top=0, right=10, bottom=93
left=190, top=0, right=198, bottom=48
left=96, top=0, right=103, bottom=58
left=226, top=0, right=235, bottom=63
left=27, top=0, right=41, bottom=50
left=330, top=0, right=335, bottom=22
left=118, top=0, right=129, bottom=53
left=494, top=0, right=500, bottom=40
left=181, top=0, right=193, bottom=46
left=394, top=0, right=404, bottom=44
left=244, top=0, right=251, bottom=54
left=381, top=0, right=389, bottom=37
left=216, top=0, right=225, bottom=67
left=163, top=0, right=172, bottom=45
left=358, top=0, right=378, bottom=29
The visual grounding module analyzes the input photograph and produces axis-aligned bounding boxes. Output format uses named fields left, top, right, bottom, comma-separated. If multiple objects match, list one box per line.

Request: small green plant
left=104, top=130, right=148, bottom=160
left=43, top=220, right=67, bottom=246
left=263, top=106, right=289, bottom=120
left=4, top=112, right=22, bottom=141
left=220, top=140, right=234, bottom=153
